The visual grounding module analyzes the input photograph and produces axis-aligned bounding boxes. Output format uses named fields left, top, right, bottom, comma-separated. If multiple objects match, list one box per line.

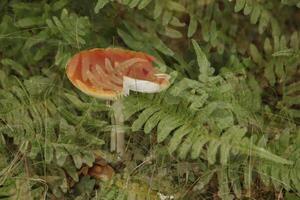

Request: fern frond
left=46, top=9, right=90, bottom=47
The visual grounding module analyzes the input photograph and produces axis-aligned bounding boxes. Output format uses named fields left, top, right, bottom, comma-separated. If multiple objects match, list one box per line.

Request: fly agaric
left=66, top=48, right=170, bottom=157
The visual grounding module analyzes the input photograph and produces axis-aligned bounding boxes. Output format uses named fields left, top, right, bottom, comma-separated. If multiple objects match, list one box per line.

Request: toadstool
left=66, top=48, right=170, bottom=157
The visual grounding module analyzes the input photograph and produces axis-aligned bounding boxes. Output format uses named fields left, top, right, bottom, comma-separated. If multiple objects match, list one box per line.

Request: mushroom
left=78, top=156, right=115, bottom=181
left=66, top=48, right=170, bottom=157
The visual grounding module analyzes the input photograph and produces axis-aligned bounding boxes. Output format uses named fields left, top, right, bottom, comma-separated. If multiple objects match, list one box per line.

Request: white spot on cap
left=123, top=76, right=162, bottom=96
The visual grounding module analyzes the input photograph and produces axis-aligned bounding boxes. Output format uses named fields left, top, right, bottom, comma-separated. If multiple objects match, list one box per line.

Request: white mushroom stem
left=110, top=75, right=170, bottom=158
left=111, top=99, right=125, bottom=157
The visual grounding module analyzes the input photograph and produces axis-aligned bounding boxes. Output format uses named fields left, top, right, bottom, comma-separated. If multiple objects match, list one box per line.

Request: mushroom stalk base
left=110, top=99, right=125, bottom=157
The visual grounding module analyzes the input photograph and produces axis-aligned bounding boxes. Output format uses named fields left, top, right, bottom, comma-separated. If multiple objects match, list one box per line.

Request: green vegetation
left=0, top=0, right=299, bottom=199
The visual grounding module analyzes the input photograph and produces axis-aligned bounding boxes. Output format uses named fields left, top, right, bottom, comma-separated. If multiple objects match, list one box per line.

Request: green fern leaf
left=192, top=39, right=212, bottom=81
left=234, top=0, right=246, bottom=12
left=132, top=107, right=160, bottom=131
left=178, top=131, right=196, bottom=159
left=157, top=116, right=183, bottom=143
left=191, top=135, right=209, bottom=159
left=94, top=0, right=110, bottom=13
left=250, top=5, right=261, bottom=24
left=188, top=15, right=198, bottom=38
left=168, top=124, right=190, bottom=154
left=144, top=111, right=164, bottom=134
left=55, top=145, right=68, bottom=166
left=207, top=141, right=220, bottom=165
left=138, top=0, right=152, bottom=9
left=220, top=143, right=231, bottom=165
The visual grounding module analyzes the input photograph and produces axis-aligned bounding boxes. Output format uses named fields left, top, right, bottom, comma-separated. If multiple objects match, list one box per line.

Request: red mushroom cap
left=66, top=48, right=169, bottom=100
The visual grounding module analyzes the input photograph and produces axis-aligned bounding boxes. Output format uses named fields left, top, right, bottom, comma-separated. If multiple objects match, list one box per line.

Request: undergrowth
left=0, top=0, right=299, bottom=199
